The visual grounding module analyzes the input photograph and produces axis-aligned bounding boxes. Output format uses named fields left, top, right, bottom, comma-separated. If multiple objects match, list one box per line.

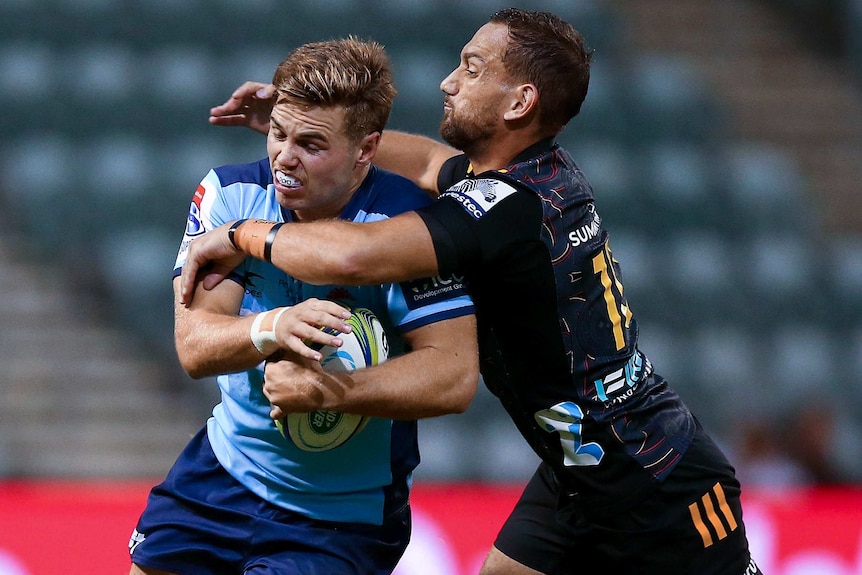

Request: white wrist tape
left=250, top=307, right=289, bottom=355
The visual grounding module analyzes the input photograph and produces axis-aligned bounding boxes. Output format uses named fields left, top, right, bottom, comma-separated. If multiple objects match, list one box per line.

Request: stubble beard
left=439, top=107, right=492, bottom=156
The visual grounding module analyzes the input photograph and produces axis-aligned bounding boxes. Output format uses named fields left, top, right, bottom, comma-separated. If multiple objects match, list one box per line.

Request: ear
left=355, top=131, right=381, bottom=167
left=503, top=83, right=539, bottom=122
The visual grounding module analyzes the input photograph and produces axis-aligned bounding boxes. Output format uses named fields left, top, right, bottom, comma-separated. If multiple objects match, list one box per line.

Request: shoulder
left=211, top=157, right=272, bottom=187
left=437, top=174, right=530, bottom=220
left=437, top=155, right=472, bottom=191
left=363, top=166, right=435, bottom=214
left=196, top=158, right=278, bottom=223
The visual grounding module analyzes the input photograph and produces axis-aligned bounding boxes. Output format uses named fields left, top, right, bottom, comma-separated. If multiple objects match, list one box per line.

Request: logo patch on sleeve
left=402, top=273, right=469, bottom=309
left=440, top=178, right=519, bottom=220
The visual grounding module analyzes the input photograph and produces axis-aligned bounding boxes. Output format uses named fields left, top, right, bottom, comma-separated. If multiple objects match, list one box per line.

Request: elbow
left=177, top=351, right=208, bottom=380
left=174, top=334, right=208, bottom=379
left=446, top=365, right=480, bottom=414
left=182, top=361, right=209, bottom=380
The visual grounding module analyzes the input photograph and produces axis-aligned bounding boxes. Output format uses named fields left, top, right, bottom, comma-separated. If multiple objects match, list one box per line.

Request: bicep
left=419, top=190, right=543, bottom=275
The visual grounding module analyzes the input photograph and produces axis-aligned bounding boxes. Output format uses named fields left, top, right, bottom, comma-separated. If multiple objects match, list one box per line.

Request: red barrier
left=0, top=481, right=861, bottom=574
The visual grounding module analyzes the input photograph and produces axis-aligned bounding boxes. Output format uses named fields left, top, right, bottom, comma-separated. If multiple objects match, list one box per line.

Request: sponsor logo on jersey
left=441, top=178, right=518, bottom=220
left=243, top=271, right=264, bottom=298
left=402, top=274, right=468, bottom=310
left=568, top=203, right=602, bottom=247
left=593, top=351, right=652, bottom=406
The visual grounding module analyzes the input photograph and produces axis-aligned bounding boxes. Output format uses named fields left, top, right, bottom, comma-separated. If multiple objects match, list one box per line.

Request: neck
left=465, top=124, right=553, bottom=173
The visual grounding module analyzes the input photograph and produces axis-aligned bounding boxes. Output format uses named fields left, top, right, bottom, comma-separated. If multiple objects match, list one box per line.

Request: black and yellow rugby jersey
left=416, top=138, right=697, bottom=514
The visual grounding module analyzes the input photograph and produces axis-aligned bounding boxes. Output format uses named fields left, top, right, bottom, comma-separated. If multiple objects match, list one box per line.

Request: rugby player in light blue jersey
left=128, top=38, right=477, bottom=575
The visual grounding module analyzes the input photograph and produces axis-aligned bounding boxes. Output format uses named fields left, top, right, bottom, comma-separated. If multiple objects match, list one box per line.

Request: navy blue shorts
left=129, top=428, right=411, bottom=575
left=494, top=420, right=763, bottom=575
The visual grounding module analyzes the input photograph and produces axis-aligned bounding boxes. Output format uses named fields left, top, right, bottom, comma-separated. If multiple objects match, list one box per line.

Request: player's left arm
left=263, top=312, right=479, bottom=420
left=179, top=212, right=438, bottom=305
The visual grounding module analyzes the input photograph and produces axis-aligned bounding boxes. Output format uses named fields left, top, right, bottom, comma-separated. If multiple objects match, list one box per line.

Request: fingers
left=276, top=299, right=354, bottom=359
left=179, top=256, right=202, bottom=306
left=208, top=114, right=253, bottom=127
left=250, top=83, right=276, bottom=100
left=211, top=81, right=270, bottom=113
left=180, top=223, right=245, bottom=306
left=233, top=81, right=273, bottom=100
left=210, top=82, right=275, bottom=117
left=264, top=354, right=325, bottom=415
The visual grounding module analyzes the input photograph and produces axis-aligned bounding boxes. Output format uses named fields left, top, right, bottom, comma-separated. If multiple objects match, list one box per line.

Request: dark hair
left=272, top=36, right=396, bottom=142
left=490, top=8, right=593, bottom=130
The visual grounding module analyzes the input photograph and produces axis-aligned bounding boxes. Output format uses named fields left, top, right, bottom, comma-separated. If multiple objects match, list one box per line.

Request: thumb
left=201, top=269, right=229, bottom=291
left=270, top=405, right=285, bottom=420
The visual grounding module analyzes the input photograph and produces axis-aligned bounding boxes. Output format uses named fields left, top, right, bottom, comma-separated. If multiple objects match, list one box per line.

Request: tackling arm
left=178, top=212, right=440, bottom=306
left=266, top=212, right=439, bottom=285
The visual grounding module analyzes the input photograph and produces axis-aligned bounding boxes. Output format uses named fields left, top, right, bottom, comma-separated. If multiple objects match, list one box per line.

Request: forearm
left=174, top=276, right=281, bottom=378
left=233, top=215, right=440, bottom=285
left=325, top=335, right=479, bottom=419
left=175, top=307, right=268, bottom=379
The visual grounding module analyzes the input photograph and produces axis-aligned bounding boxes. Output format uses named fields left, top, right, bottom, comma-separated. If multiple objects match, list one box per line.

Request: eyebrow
left=463, top=51, right=487, bottom=64
left=269, top=112, right=331, bottom=141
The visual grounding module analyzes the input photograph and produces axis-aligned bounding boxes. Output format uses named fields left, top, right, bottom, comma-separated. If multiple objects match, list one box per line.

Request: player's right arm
left=173, top=277, right=352, bottom=379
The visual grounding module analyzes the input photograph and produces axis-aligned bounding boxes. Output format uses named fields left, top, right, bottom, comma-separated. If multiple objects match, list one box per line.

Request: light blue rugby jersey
left=174, top=158, right=473, bottom=525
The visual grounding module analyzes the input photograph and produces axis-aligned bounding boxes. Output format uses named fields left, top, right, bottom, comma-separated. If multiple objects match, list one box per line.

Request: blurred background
left=1, top=0, right=862, bottom=492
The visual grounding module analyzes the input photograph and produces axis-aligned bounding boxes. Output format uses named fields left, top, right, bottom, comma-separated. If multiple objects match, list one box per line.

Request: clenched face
left=267, top=102, right=368, bottom=221
left=439, top=22, right=514, bottom=154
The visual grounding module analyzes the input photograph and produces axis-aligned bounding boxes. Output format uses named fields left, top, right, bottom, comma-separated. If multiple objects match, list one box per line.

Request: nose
left=440, top=68, right=457, bottom=95
left=275, top=141, right=299, bottom=167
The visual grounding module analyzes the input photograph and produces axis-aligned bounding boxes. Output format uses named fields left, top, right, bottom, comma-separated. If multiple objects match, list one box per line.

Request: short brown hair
left=490, top=8, right=593, bottom=131
left=272, top=37, right=397, bottom=142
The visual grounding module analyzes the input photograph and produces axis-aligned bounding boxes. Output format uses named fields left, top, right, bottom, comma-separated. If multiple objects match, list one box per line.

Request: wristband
left=250, top=307, right=289, bottom=355
left=234, top=219, right=280, bottom=261
left=264, top=222, right=284, bottom=262
left=227, top=219, right=247, bottom=249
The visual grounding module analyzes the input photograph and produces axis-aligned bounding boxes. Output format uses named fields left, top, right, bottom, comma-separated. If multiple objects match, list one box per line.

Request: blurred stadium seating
left=1, top=0, right=861, bottom=483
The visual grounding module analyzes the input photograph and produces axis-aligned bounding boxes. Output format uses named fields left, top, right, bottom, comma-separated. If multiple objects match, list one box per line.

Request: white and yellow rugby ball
left=276, top=307, right=389, bottom=452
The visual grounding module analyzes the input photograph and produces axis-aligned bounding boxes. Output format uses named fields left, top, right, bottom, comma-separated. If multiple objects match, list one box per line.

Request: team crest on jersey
left=184, top=184, right=208, bottom=237
left=441, top=178, right=518, bottom=220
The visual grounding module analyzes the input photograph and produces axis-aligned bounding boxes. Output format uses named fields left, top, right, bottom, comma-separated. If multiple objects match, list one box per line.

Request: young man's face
left=439, top=22, right=513, bottom=153
left=267, top=101, right=366, bottom=221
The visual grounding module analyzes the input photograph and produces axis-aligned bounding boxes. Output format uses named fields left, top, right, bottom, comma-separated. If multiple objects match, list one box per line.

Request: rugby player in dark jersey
left=183, top=8, right=762, bottom=575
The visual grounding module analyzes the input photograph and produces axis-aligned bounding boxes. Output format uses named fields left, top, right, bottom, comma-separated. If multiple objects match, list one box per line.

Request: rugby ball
left=276, top=306, right=389, bottom=452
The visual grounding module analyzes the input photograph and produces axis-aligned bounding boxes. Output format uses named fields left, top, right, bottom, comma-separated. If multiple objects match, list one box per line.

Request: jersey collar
left=466, top=137, right=556, bottom=176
